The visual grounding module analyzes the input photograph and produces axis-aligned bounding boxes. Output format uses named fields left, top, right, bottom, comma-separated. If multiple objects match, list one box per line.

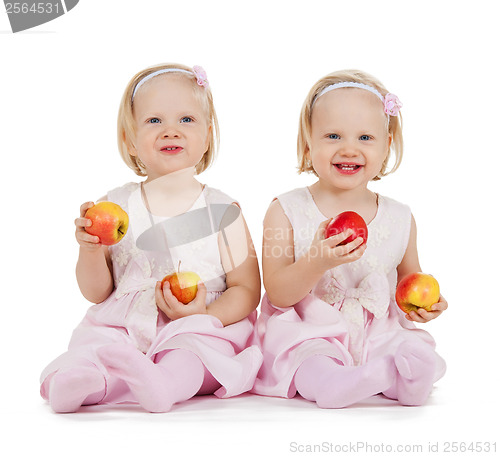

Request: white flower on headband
left=384, top=93, right=402, bottom=116
left=193, top=65, right=208, bottom=88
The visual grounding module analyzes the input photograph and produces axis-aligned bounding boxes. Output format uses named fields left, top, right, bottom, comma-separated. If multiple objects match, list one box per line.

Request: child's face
left=309, top=88, right=392, bottom=190
left=131, top=75, right=210, bottom=179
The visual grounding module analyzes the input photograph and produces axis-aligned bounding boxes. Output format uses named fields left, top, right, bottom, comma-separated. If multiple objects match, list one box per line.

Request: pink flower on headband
left=384, top=93, right=402, bottom=116
left=193, top=65, right=208, bottom=88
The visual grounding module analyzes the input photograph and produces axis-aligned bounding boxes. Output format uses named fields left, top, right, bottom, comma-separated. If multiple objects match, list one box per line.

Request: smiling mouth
left=161, top=146, right=183, bottom=154
left=334, top=163, right=362, bottom=171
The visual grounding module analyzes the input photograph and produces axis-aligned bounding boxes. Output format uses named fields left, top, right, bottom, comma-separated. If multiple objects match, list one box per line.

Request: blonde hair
left=297, top=69, right=403, bottom=181
left=117, top=63, right=220, bottom=176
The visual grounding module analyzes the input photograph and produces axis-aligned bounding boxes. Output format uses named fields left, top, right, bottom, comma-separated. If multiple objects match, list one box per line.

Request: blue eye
left=328, top=133, right=340, bottom=140
left=181, top=117, right=193, bottom=123
left=148, top=118, right=161, bottom=124
left=360, top=135, right=371, bottom=141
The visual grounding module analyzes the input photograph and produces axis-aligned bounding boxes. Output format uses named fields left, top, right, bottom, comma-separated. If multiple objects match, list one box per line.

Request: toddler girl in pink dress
left=252, top=70, right=447, bottom=407
left=40, top=63, right=262, bottom=413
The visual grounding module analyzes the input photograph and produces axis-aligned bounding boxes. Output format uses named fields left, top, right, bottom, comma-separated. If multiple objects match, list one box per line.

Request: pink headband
left=314, top=81, right=402, bottom=117
left=132, top=65, right=208, bottom=100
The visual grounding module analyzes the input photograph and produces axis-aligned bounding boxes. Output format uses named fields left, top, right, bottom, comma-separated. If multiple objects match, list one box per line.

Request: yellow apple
left=162, top=271, right=201, bottom=304
left=396, top=272, right=440, bottom=313
left=85, top=202, right=129, bottom=246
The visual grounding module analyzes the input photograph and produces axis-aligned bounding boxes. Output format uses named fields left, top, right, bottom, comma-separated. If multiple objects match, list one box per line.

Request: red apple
left=325, top=211, right=368, bottom=246
left=162, top=271, right=201, bottom=304
left=396, top=272, right=440, bottom=313
left=85, top=202, right=129, bottom=246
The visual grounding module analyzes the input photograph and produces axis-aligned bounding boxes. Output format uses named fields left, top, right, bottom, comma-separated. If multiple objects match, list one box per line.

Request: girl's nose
left=339, top=137, right=362, bottom=155
left=161, top=125, right=181, bottom=138
left=339, top=144, right=359, bottom=157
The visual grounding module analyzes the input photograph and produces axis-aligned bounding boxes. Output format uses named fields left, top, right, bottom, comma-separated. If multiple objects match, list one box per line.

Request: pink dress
left=40, top=182, right=263, bottom=404
left=252, top=187, right=446, bottom=398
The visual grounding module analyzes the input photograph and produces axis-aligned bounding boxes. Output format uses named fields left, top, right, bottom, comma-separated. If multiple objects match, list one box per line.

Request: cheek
left=133, top=130, right=155, bottom=152
left=374, top=147, right=389, bottom=165
left=134, top=133, right=147, bottom=148
left=307, top=138, right=322, bottom=160
left=311, top=143, right=331, bottom=160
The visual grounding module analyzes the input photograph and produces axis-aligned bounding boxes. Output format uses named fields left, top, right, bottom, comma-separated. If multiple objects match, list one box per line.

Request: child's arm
left=207, top=208, right=261, bottom=325
left=75, top=201, right=114, bottom=304
left=263, top=200, right=366, bottom=308
left=397, top=214, right=448, bottom=322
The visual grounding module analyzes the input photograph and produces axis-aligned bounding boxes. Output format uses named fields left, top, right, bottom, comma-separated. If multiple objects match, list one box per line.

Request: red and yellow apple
left=85, top=202, right=129, bottom=246
left=396, top=272, right=440, bottom=313
left=162, top=271, right=201, bottom=304
left=325, top=211, right=368, bottom=246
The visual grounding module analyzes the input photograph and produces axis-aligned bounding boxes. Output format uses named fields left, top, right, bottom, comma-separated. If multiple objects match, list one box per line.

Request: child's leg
left=294, top=354, right=395, bottom=408
left=43, top=361, right=106, bottom=413
left=96, top=344, right=204, bottom=413
left=391, top=340, right=436, bottom=406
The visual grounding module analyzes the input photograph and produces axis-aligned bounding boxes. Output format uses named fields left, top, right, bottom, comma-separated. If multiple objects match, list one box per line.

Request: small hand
left=405, top=294, right=448, bottom=323
left=75, top=201, right=102, bottom=250
left=307, top=220, right=367, bottom=273
left=155, top=280, right=208, bottom=321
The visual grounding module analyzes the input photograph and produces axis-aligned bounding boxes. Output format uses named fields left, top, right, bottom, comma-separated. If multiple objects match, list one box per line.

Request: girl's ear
left=386, top=134, right=393, bottom=157
left=125, top=131, right=138, bottom=157
left=205, top=124, right=212, bottom=152
left=305, top=144, right=312, bottom=162
left=306, top=145, right=314, bottom=169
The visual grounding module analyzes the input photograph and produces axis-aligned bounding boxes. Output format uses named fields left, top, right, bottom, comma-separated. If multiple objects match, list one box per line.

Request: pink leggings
left=294, top=340, right=437, bottom=408
left=42, top=345, right=221, bottom=413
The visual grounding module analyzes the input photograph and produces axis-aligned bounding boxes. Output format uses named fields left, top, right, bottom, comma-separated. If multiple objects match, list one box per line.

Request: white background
left=1, top=1, right=499, bottom=455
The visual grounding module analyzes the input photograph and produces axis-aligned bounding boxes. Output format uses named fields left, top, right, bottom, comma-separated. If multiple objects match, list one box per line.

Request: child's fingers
left=407, top=308, right=439, bottom=323
left=75, top=202, right=94, bottom=236
left=329, top=235, right=365, bottom=256
left=406, top=311, right=426, bottom=323
left=343, top=235, right=366, bottom=252
left=316, top=219, right=330, bottom=239
left=80, top=201, right=94, bottom=218
left=192, top=282, right=207, bottom=305
left=345, top=241, right=367, bottom=259
left=417, top=307, right=442, bottom=322
left=323, top=229, right=354, bottom=248
left=76, top=231, right=100, bottom=245
left=161, top=280, right=181, bottom=307
left=431, top=296, right=448, bottom=312
left=416, top=308, right=432, bottom=320
left=335, top=242, right=366, bottom=264
left=74, top=216, right=92, bottom=230
left=155, top=281, right=171, bottom=314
